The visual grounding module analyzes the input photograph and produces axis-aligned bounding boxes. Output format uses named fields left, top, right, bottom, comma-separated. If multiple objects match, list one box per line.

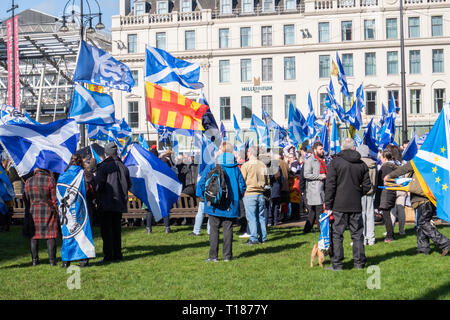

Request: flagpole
left=399, top=0, right=408, bottom=143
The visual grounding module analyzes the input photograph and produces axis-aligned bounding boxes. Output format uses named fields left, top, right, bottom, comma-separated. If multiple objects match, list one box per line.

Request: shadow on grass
left=235, top=241, right=307, bottom=259
left=416, top=280, right=450, bottom=300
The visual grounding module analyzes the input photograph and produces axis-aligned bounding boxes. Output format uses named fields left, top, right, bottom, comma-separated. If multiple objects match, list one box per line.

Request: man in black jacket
left=95, top=142, right=132, bottom=262
left=325, top=138, right=371, bottom=270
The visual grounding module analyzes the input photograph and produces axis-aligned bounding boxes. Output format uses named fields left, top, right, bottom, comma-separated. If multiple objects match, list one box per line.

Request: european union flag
left=411, top=103, right=450, bottom=222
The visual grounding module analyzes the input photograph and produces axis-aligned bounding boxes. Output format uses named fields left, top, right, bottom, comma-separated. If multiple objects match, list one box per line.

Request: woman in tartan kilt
left=23, top=168, right=59, bottom=266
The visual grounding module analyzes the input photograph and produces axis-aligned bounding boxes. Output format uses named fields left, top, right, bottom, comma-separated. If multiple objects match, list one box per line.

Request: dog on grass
left=310, top=243, right=330, bottom=268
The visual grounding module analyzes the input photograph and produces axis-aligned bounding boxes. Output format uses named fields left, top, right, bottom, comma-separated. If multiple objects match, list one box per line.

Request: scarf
left=315, top=154, right=327, bottom=174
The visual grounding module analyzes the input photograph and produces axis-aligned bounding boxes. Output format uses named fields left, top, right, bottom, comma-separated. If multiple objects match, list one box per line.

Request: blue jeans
left=243, top=194, right=267, bottom=242
left=193, top=202, right=210, bottom=235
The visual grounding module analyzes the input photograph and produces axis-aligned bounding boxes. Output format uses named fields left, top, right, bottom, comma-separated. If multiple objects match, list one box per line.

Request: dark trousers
left=330, top=211, right=366, bottom=269
left=382, top=209, right=395, bottom=240
left=416, top=202, right=450, bottom=253
left=208, top=215, right=234, bottom=260
left=100, top=211, right=123, bottom=261
left=0, top=212, right=12, bottom=231
left=31, top=238, right=56, bottom=262
left=146, top=212, right=170, bottom=229
left=268, top=198, right=281, bottom=225
left=304, top=205, right=323, bottom=233
left=290, top=203, right=300, bottom=220
left=238, top=200, right=247, bottom=233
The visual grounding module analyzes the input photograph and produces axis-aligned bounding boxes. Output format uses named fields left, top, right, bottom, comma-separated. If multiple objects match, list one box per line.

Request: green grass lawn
left=0, top=223, right=449, bottom=300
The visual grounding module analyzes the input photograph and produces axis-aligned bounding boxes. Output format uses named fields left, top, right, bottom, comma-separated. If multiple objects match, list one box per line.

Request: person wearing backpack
left=356, top=145, right=377, bottom=246
left=197, top=142, right=246, bottom=262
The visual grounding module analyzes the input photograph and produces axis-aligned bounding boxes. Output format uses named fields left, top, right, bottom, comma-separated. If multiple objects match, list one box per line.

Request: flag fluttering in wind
left=69, top=84, right=115, bottom=125
left=73, top=41, right=135, bottom=92
left=402, top=134, right=418, bottom=161
left=411, top=103, right=450, bottom=222
left=233, top=114, right=243, bottom=144
left=145, top=45, right=203, bottom=90
left=306, top=92, right=317, bottom=139
left=0, top=104, right=39, bottom=125
left=124, top=144, right=182, bottom=222
left=138, top=134, right=150, bottom=151
left=0, top=119, right=79, bottom=176
left=288, top=102, right=308, bottom=146
left=330, top=116, right=341, bottom=155
left=336, top=52, right=350, bottom=98
left=250, top=114, right=270, bottom=148
left=363, top=118, right=380, bottom=160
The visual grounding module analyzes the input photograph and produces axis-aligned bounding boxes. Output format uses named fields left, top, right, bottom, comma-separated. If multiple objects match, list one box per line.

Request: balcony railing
left=211, top=5, right=305, bottom=19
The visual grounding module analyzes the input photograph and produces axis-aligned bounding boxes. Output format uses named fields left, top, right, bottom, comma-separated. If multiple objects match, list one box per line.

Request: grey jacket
left=303, top=156, right=325, bottom=206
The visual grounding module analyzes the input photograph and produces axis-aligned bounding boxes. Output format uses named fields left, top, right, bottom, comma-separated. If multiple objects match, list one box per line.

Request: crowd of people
left=0, top=135, right=449, bottom=269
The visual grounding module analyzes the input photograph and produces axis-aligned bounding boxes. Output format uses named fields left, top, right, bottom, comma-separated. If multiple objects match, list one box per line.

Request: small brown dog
left=310, top=243, right=325, bottom=267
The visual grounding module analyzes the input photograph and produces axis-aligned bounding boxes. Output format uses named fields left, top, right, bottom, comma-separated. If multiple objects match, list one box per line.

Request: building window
left=135, top=2, right=145, bottom=15
left=388, top=90, right=399, bottom=112
left=220, top=97, right=231, bottom=121
left=221, top=0, right=232, bottom=14
left=364, top=19, right=375, bottom=40
left=262, top=95, right=273, bottom=117
left=318, top=22, right=330, bottom=43
left=386, top=18, right=397, bottom=39
left=261, top=26, right=272, bottom=46
left=409, top=50, right=420, bottom=74
left=156, top=32, right=166, bottom=50
left=262, top=58, right=273, bottom=81
left=319, top=55, right=330, bottom=78
left=127, top=34, right=137, bottom=53
left=365, top=52, right=376, bottom=76
left=410, top=89, right=421, bottom=114
left=319, top=93, right=327, bottom=116
left=341, top=21, right=352, bottom=41
left=366, top=91, right=376, bottom=115
left=219, top=28, right=229, bottom=49
left=157, top=1, right=169, bottom=14
left=242, top=0, right=254, bottom=12
left=219, top=60, right=230, bottom=83
left=387, top=51, right=398, bottom=74
left=240, top=27, right=251, bottom=47
left=431, top=16, right=443, bottom=37
left=263, top=0, right=275, bottom=12
left=241, top=96, right=252, bottom=120
left=284, top=94, right=296, bottom=119
left=284, top=25, right=295, bottom=45
left=408, top=17, right=420, bottom=38
left=284, top=57, right=296, bottom=80
left=432, top=49, right=444, bottom=73
left=342, top=53, right=353, bottom=76
left=131, top=70, right=139, bottom=87
left=181, top=0, right=192, bottom=12
left=128, top=101, right=139, bottom=128
left=240, top=59, right=252, bottom=82
left=285, top=0, right=296, bottom=10
left=434, top=88, right=445, bottom=113
left=185, top=30, right=195, bottom=50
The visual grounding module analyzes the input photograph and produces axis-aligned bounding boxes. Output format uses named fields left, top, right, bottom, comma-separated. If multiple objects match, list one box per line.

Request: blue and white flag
left=0, top=119, right=79, bottom=176
left=378, top=114, right=396, bottom=149
left=145, top=45, right=203, bottom=90
left=380, top=103, right=388, bottom=126
left=0, top=164, right=15, bottom=215
left=389, top=92, right=400, bottom=115
left=363, top=118, right=380, bottom=160
left=336, top=52, right=350, bottom=98
left=250, top=114, right=270, bottom=148
left=124, top=144, right=182, bottom=222
left=57, top=165, right=96, bottom=261
left=288, top=102, right=308, bottom=145
left=330, top=117, right=341, bottom=155
left=0, top=104, right=39, bottom=125
left=346, top=98, right=362, bottom=131
left=138, top=134, right=150, bottom=151
left=198, top=133, right=218, bottom=181
left=220, top=121, right=227, bottom=141
left=68, top=84, right=115, bottom=125
left=73, top=41, right=135, bottom=92
left=233, top=114, right=242, bottom=144
left=90, top=144, right=103, bottom=164
left=402, top=134, right=418, bottom=161
left=172, top=134, right=179, bottom=156
left=318, top=211, right=331, bottom=251
left=319, top=119, right=330, bottom=155
left=306, top=92, right=317, bottom=139
left=87, top=118, right=132, bottom=142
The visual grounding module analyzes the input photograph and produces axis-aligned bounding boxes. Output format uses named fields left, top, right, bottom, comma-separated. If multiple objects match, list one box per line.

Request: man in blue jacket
left=197, top=142, right=246, bottom=262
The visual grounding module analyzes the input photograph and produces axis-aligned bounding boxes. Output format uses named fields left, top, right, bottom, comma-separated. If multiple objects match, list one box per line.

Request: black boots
left=31, top=239, right=57, bottom=266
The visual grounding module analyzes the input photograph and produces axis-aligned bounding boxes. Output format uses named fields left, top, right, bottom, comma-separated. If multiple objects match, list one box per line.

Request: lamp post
left=59, top=0, right=105, bottom=148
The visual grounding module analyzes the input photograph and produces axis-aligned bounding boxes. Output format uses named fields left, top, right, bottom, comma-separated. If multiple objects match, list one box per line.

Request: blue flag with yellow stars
left=411, top=103, right=450, bottom=223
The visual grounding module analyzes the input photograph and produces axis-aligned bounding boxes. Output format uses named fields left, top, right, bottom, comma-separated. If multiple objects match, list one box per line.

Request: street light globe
left=95, top=22, right=105, bottom=30
left=60, top=25, right=69, bottom=32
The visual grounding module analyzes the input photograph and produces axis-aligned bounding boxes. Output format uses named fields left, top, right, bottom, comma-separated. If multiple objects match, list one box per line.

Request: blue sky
left=1, top=0, right=119, bottom=31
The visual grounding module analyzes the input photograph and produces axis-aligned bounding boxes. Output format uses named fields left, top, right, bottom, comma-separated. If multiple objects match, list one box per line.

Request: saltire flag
left=378, top=114, right=396, bottom=149
left=87, top=118, right=132, bottom=143
left=0, top=164, right=15, bottom=215
left=336, top=52, right=350, bottom=98
left=354, top=133, right=363, bottom=147
left=90, top=144, right=103, bottom=164
left=380, top=103, right=388, bottom=126
left=389, top=92, right=400, bottom=115
left=56, top=165, right=96, bottom=261
left=402, top=134, right=418, bottom=161
left=325, top=82, right=346, bottom=123
left=330, top=116, right=341, bottom=155
left=138, top=134, right=150, bottom=151
left=363, top=118, right=379, bottom=160
left=233, top=114, right=243, bottom=144
left=0, top=119, right=79, bottom=176
left=250, top=114, right=270, bottom=148
left=0, top=104, right=39, bottom=125
left=145, top=45, right=203, bottom=90
left=220, top=121, right=227, bottom=141
left=197, top=133, right=218, bottom=181
left=319, top=118, right=330, bottom=155
left=73, top=41, right=135, bottom=92
left=288, top=102, right=308, bottom=145
left=346, top=99, right=362, bottom=131
left=306, top=92, right=317, bottom=139
left=68, top=84, right=115, bottom=125
left=172, top=133, right=179, bottom=156
left=124, top=143, right=182, bottom=222
left=318, top=211, right=331, bottom=251
left=328, top=77, right=335, bottom=97
left=154, top=123, right=173, bottom=143
left=411, top=103, right=450, bottom=222
left=145, top=82, right=209, bottom=131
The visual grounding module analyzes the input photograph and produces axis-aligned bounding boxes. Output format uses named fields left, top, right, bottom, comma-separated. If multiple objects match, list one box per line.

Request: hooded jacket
left=197, top=152, right=246, bottom=218
left=374, top=161, right=397, bottom=210
left=356, top=145, right=377, bottom=196
left=324, top=149, right=371, bottom=212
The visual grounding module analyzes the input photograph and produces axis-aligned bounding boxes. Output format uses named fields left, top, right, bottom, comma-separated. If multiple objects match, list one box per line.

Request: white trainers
left=383, top=232, right=387, bottom=237
left=238, top=233, right=250, bottom=238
